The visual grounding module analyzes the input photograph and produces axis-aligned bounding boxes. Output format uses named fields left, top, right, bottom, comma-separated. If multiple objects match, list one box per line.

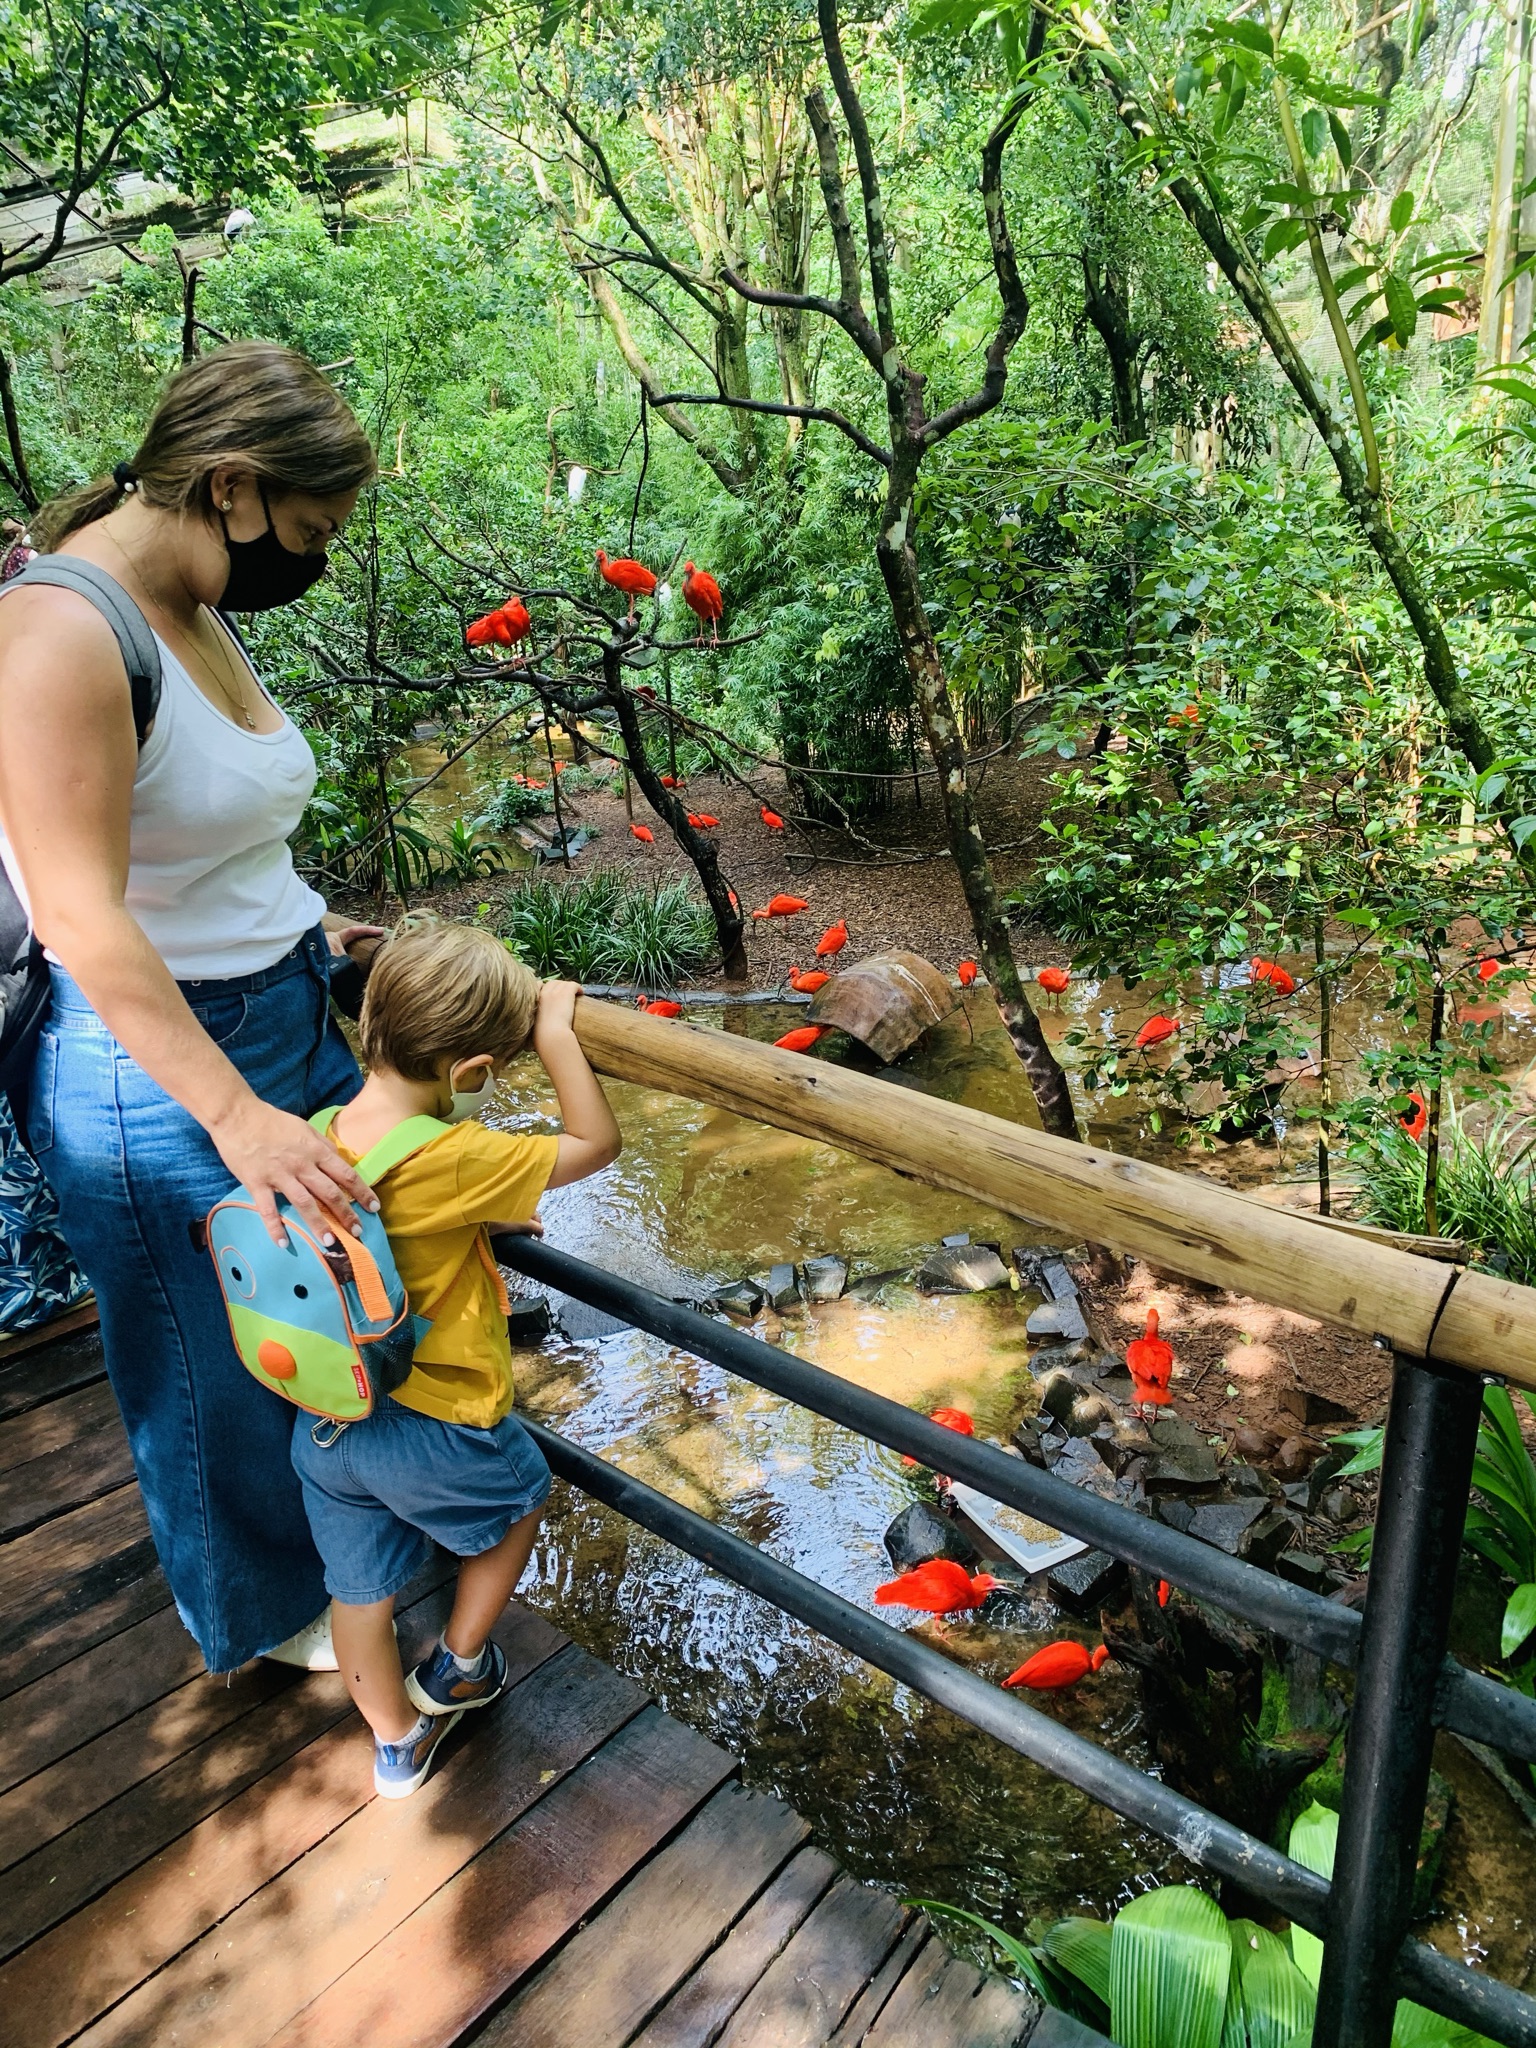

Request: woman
left=0, top=342, right=383, bottom=1672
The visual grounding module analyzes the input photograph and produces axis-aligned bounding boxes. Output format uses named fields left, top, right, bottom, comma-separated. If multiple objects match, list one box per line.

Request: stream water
left=474, top=974, right=1536, bottom=1956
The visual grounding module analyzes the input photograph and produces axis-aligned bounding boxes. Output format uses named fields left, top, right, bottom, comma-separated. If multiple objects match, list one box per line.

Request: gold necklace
left=101, top=524, right=257, bottom=729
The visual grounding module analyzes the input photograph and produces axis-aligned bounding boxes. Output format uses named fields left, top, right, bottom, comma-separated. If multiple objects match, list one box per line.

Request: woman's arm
left=0, top=587, right=375, bottom=1244
left=533, top=981, right=622, bottom=1187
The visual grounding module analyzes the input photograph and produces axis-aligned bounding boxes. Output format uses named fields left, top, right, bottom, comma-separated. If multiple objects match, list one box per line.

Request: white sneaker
left=264, top=1606, right=339, bottom=1671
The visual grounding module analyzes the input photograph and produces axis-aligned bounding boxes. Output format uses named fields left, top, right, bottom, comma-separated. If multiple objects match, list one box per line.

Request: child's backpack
left=196, top=1112, right=460, bottom=1423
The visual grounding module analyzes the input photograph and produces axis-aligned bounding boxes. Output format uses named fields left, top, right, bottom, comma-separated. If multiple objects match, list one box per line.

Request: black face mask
left=218, top=485, right=329, bottom=613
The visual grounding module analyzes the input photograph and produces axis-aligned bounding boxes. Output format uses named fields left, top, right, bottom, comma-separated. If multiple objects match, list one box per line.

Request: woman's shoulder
left=0, top=560, right=130, bottom=691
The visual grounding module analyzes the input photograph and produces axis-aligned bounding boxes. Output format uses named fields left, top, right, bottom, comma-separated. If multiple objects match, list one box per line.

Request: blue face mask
left=446, top=1067, right=496, bottom=1124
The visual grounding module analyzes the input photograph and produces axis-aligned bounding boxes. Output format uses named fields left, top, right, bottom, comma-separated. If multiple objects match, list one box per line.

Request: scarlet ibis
left=1251, top=958, right=1297, bottom=996
left=1400, top=1090, right=1429, bottom=1141
left=682, top=561, right=724, bottom=644
left=1479, top=957, right=1501, bottom=983
left=660, top=773, right=682, bottom=789
left=902, top=1404, right=975, bottom=1467
left=1002, top=1642, right=1110, bottom=1690
left=1037, top=965, right=1070, bottom=1009
left=638, top=998, right=682, bottom=1018
left=687, top=813, right=720, bottom=830
left=958, top=959, right=979, bottom=987
left=774, top=1024, right=826, bottom=1053
left=751, top=894, right=810, bottom=920
left=761, top=806, right=785, bottom=832
left=596, top=550, right=658, bottom=621
left=728, top=889, right=740, bottom=912
left=465, top=598, right=532, bottom=656
left=815, top=920, right=848, bottom=960
left=875, top=1560, right=1001, bottom=1615
left=788, top=966, right=830, bottom=994
left=630, top=823, right=655, bottom=846
left=1126, top=1308, right=1174, bottom=1409
left=1134, top=1014, right=1179, bottom=1050
left=1157, top=1580, right=1171, bottom=1608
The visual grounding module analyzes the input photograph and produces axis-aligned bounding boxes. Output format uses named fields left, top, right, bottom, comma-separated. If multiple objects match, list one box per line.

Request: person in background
left=295, top=918, right=620, bottom=1797
left=0, top=342, right=383, bottom=1673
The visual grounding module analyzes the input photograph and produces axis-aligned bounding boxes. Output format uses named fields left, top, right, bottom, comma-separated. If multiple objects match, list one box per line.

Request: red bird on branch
left=752, top=894, right=810, bottom=920
left=1003, top=1642, right=1110, bottom=1691
left=774, top=1024, right=827, bottom=1053
left=687, top=813, right=720, bottom=830
left=1126, top=1308, right=1174, bottom=1410
left=659, top=773, right=682, bottom=789
left=958, top=959, right=979, bottom=987
left=1400, top=1091, right=1429, bottom=1141
left=596, top=549, right=658, bottom=621
left=788, top=966, right=830, bottom=994
left=682, top=562, right=724, bottom=645
left=637, top=998, right=682, bottom=1018
left=875, top=1560, right=1001, bottom=1615
left=465, top=597, right=531, bottom=659
left=760, top=806, right=786, bottom=832
left=1037, top=965, right=1070, bottom=1006
left=1134, top=1014, right=1179, bottom=1050
left=1251, top=958, right=1297, bottom=996
left=630, top=823, right=654, bottom=846
left=816, top=920, right=848, bottom=960
left=1479, top=957, right=1502, bottom=983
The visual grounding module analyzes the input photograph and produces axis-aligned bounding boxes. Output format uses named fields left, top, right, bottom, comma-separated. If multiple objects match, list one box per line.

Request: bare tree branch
left=801, top=89, right=885, bottom=373
left=653, top=389, right=891, bottom=467
left=816, top=0, right=896, bottom=358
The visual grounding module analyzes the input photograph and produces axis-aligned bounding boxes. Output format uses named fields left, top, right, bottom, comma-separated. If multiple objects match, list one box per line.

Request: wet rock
left=1188, top=1498, right=1267, bottom=1554
left=1037, top=1257, right=1080, bottom=1304
left=1233, top=1425, right=1283, bottom=1464
left=1274, top=1436, right=1315, bottom=1482
left=1099, top=1419, right=1155, bottom=1474
left=711, top=1279, right=765, bottom=1320
left=1157, top=1498, right=1197, bottom=1533
left=1145, top=1416, right=1221, bottom=1489
left=801, top=1254, right=848, bottom=1302
left=942, top=1231, right=971, bottom=1247
left=1038, top=1428, right=1071, bottom=1468
left=915, top=1244, right=1011, bottom=1294
left=1049, top=1548, right=1125, bottom=1613
left=1320, top=1487, right=1353, bottom=1522
left=1093, top=1367, right=1138, bottom=1405
left=1029, top=1342, right=1091, bottom=1378
left=1014, top=1418, right=1047, bottom=1465
left=1228, top=1462, right=1272, bottom=1499
left=506, top=1296, right=553, bottom=1346
left=1026, top=1297, right=1090, bottom=1343
left=764, top=1263, right=799, bottom=1311
left=1011, top=1245, right=1057, bottom=1287
left=1240, top=1508, right=1296, bottom=1571
left=1278, top=1548, right=1329, bottom=1591
left=846, top=1267, right=910, bottom=1298
left=1036, top=1371, right=1080, bottom=1429
left=883, top=1501, right=980, bottom=1571
left=1051, top=1437, right=1120, bottom=1498
left=1065, top=1393, right=1118, bottom=1438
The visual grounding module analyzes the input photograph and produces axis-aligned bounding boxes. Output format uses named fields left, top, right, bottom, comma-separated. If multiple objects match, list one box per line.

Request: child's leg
left=445, top=1503, right=543, bottom=1660
left=331, top=1595, right=416, bottom=1743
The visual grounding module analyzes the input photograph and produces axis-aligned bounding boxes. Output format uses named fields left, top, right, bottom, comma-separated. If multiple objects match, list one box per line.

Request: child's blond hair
left=359, top=916, right=538, bottom=1082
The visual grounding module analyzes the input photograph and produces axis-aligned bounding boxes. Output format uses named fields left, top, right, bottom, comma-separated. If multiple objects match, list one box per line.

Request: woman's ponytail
left=29, top=472, right=132, bottom=551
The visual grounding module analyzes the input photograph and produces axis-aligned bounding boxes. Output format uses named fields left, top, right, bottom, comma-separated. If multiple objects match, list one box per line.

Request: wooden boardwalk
left=0, top=1313, right=1049, bottom=2048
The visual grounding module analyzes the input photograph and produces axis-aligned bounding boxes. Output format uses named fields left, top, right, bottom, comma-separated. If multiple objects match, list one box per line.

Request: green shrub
left=477, top=779, right=553, bottom=831
left=498, top=869, right=715, bottom=988
left=1352, top=1101, right=1536, bottom=1286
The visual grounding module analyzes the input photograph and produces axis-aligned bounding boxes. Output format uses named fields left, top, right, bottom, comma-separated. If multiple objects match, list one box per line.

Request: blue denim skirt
left=29, top=926, right=362, bottom=1671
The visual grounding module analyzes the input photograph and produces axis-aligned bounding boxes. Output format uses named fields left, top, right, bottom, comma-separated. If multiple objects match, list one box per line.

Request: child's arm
left=535, top=981, right=622, bottom=1187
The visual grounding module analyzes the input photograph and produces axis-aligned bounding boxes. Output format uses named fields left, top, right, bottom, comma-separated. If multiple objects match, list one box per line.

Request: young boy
left=292, top=916, right=620, bottom=1797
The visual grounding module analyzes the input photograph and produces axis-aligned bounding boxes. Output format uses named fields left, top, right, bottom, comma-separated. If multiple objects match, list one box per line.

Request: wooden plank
left=0, top=1489, right=161, bottom=1700
left=633, top=1846, right=840, bottom=2048
left=271, top=1705, right=737, bottom=2048
left=828, top=1922, right=930, bottom=2046
left=861, top=1936, right=1034, bottom=2048
left=0, top=1602, right=566, bottom=2048
left=572, top=1003, right=1499, bottom=1381
left=0, top=1433, right=136, bottom=1540
left=0, top=1605, right=200, bottom=1797
left=0, top=1325, right=106, bottom=1422
left=712, top=1874, right=910, bottom=2048
left=75, top=1643, right=653, bottom=2048
left=486, top=1784, right=808, bottom=2048
left=0, top=1379, right=118, bottom=1471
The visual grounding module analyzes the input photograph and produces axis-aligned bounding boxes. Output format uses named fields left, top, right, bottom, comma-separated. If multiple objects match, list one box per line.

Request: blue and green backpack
left=196, top=1109, right=506, bottom=1423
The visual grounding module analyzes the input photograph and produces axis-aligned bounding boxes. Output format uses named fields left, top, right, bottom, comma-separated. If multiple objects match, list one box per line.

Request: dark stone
left=1232, top=1425, right=1283, bottom=1463
left=537, top=824, right=590, bottom=862
left=1014, top=1419, right=1048, bottom=1465
left=1026, top=1297, right=1090, bottom=1342
left=1093, top=1367, right=1137, bottom=1405
left=1029, top=1342, right=1091, bottom=1378
left=1037, top=1369, right=1080, bottom=1429
left=764, top=1263, right=799, bottom=1311
left=1146, top=1416, right=1221, bottom=1488
left=1038, top=1257, right=1080, bottom=1304
left=1038, top=1428, right=1071, bottom=1466
left=1065, top=1393, right=1117, bottom=1439
left=1240, top=1508, right=1295, bottom=1571
left=506, top=1296, right=552, bottom=1345
left=1157, top=1497, right=1197, bottom=1532
left=1274, top=1436, right=1315, bottom=1481
left=1281, top=1481, right=1312, bottom=1509
left=1277, top=1548, right=1329, bottom=1590
left=1189, top=1498, right=1267, bottom=1554
left=1227, top=1462, right=1272, bottom=1499
left=846, top=1267, right=910, bottom=1297
left=883, top=1500, right=979, bottom=1571
left=710, top=1279, right=765, bottom=1320
left=1280, top=1383, right=1357, bottom=1430
left=1011, top=1245, right=1057, bottom=1286
left=1049, top=1548, right=1125, bottom=1613
left=1031, top=2012, right=1116, bottom=2048
left=915, top=1244, right=1011, bottom=1294
left=1320, top=1487, right=1352, bottom=1523
left=1304, top=1447, right=1351, bottom=1512
left=941, top=1231, right=971, bottom=1247
left=801, top=1254, right=848, bottom=1302
left=1051, top=1438, right=1120, bottom=1497
left=554, top=1296, right=631, bottom=1342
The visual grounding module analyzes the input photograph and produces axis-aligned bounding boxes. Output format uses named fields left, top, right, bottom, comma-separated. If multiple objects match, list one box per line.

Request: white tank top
left=0, top=621, right=325, bottom=980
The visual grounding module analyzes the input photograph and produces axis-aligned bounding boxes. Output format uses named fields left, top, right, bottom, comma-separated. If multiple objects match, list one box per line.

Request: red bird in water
left=816, top=920, right=848, bottom=960
left=788, top=965, right=830, bottom=994
left=761, top=806, right=786, bottom=832
left=1479, top=957, right=1502, bottom=983
left=682, top=561, right=724, bottom=645
left=958, top=959, right=979, bottom=987
left=1126, top=1308, right=1174, bottom=1410
left=637, top=998, right=682, bottom=1018
left=875, top=1560, right=1001, bottom=1615
left=596, top=549, right=658, bottom=621
left=1134, top=1014, right=1179, bottom=1051
left=774, top=1024, right=827, bottom=1053
left=1003, top=1642, right=1110, bottom=1691
left=687, top=813, right=720, bottom=830
left=465, top=598, right=532, bottom=658
left=902, top=1405, right=975, bottom=1469
left=752, top=894, right=810, bottom=920
left=1037, top=965, right=1070, bottom=1009
left=1251, top=958, right=1297, bottom=997
left=630, top=823, right=654, bottom=846
left=1400, top=1090, right=1429, bottom=1141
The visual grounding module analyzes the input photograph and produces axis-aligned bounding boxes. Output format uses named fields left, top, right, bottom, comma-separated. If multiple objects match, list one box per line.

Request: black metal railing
left=494, top=1234, right=1536, bottom=2048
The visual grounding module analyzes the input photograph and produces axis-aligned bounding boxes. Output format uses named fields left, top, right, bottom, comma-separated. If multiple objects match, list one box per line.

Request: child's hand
left=535, top=979, right=581, bottom=1040
left=490, top=1212, right=545, bottom=1238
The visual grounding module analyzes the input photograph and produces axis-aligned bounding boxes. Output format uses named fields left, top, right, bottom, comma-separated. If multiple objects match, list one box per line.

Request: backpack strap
left=308, top=1108, right=453, bottom=1187
left=314, top=1204, right=395, bottom=1323
left=8, top=557, right=162, bottom=745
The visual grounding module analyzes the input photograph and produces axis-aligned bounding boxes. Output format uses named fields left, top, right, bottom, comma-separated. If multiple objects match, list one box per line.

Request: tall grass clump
left=499, top=869, right=715, bottom=989
left=1353, top=1100, right=1536, bottom=1284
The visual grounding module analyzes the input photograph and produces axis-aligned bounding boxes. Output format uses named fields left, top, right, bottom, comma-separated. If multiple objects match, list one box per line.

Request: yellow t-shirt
left=332, top=1123, right=559, bottom=1430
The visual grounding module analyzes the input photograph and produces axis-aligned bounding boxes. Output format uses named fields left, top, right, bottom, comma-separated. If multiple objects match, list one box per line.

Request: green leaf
left=1211, top=17, right=1273, bottom=54
left=1511, top=816, right=1536, bottom=849
left=1061, top=86, right=1095, bottom=132
left=907, top=1901, right=1060, bottom=2005
left=1111, top=1887, right=1232, bottom=2048
left=1300, top=106, right=1327, bottom=156
left=1503, top=1583, right=1536, bottom=1658
left=1286, top=1803, right=1338, bottom=1991
left=1390, top=189, right=1415, bottom=234
left=1383, top=269, right=1418, bottom=343
left=1213, top=60, right=1248, bottom=136
left=1329, top=111, right=1354, bottom=170
left=1264, top=216, right=1311, bottom=260
left=1227, top=1920, right=1316, bottom=2048
left=1044, top=1917, right=1113, bottom=2004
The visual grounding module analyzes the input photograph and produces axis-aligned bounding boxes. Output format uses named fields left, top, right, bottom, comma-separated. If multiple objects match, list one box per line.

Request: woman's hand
left=208, top=1095, right=380, bottom=1248
left=326, top=923, right=386, bottom=961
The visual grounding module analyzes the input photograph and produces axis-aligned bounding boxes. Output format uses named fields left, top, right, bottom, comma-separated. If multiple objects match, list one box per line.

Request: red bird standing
left=1251, top=958, right=1297, bottom=997
left=761, top=806, right=786, bottom=832
left=1134, top=1014, right=1179, bottom=1051
left=630, top=823, right=655, bottom=846
left=465, top=597, right=532, bottom=659
left=638, top=998, right=682, bottom=1018
left=1400, top=1090, right=1429, bottom=1141
left=659, top=773, right=682, bottom=789
left=1157, top=1580, right=1171, bottom=1608
left=752, top=894, right=810, bottom=920
left=1003, top=1642, right=1110, bottom=1691
left=875, top=1560, right=1001, bottom=1615
left=1037, top=965, right=1070, bottom=1006
left=816, top=920, right=848, bottom=960
left=958, top=959, right=979, bottom=987
left=682, top=561, right=724, bottom=645
left=1126, top=1308, right=1174, bottom=1410
left=687, top=813, right=720, bottom=830
left=788, top=966, right=830, bottom=994
left=596, top=549, right=658, bottom=621
left=774, top=1024, right=827, bottom=1053
left=1479, top=957, right=1502, bottom=983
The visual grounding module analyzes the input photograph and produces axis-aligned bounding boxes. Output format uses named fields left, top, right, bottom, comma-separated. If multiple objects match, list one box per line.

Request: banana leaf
left=1110, top=1886, right=1232, bottom=2048
left=1044, top=1915, right=1113, bottom=2007
left=1224, top=1920, right=1315, bottom=2048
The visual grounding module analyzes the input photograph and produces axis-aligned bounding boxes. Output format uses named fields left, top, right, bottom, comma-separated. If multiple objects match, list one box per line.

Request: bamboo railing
left=573, top=1000, right=1536, bottom=1392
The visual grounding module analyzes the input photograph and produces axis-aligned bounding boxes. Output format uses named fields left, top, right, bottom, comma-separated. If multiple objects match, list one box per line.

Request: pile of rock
left=708, top=1253, right=850, bottom=1319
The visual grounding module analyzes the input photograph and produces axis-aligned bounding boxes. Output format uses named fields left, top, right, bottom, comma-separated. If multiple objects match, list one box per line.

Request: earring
left=221, top=499, right=233, bottom=512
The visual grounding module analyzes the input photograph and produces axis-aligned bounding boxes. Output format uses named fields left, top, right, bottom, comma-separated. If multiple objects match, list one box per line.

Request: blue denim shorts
left=290, top=1397, right=551, bottom=1606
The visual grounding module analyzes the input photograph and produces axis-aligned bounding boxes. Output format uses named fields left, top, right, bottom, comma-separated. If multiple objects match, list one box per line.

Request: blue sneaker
left=374, top=1710, right=464, bottom=1799
left=405, top=1638, right=509, bottom=1717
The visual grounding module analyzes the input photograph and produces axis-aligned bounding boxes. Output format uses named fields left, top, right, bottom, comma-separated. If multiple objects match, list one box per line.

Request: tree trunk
left=876, top=467, right=1079, bottom=1139
left=1081, top=254, right=1146, bottom=445
left=1480, top=0, right=1526, bottom=371
left=0, top=348, right=38, bottom=514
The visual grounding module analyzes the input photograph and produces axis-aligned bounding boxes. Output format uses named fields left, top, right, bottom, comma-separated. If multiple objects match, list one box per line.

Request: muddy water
left=484, top=966, right=1536, bottom=1941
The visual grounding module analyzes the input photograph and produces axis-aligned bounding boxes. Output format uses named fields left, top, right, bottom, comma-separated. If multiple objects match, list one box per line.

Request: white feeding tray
left=949, top=1480, right=1088, bottom=1578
